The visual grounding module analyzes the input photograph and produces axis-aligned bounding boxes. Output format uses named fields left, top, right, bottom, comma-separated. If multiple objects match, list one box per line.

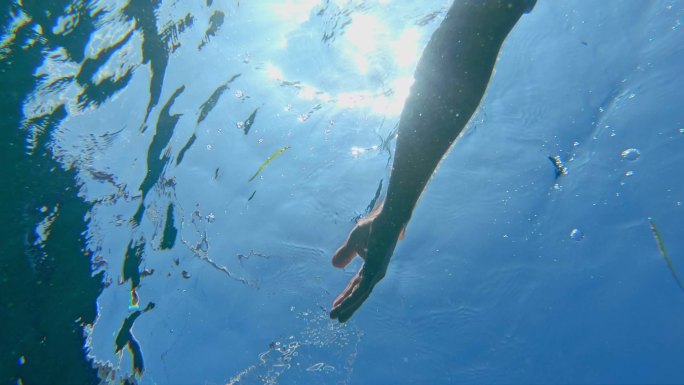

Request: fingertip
left=337, top=311, right=352, bottom=323
left=330, top=306, right=349, bottom=323
left=331, top=245, right=355, bottom=268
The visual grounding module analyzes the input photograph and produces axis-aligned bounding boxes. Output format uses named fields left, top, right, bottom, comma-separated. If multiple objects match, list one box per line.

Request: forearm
left=380, top=0, right=530, bottom=227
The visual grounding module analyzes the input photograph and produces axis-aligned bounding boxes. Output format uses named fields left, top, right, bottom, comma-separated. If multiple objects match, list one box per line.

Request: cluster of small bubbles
left=206, top=144, right=214, bottom=151
left=624, top=170, right=634, bottom=177
left=620, top=148, right=640, bottom=161
left=236, top=121, right=245, bottom=130
left=298, top=113, right=310, bottom=122
left=603, top=124, right=616, bottom=137
left=206, top=213, right=216, bottom=223
left=679, top=128, right=684, bottom=134
left=570, top=228, right=584, bottom=241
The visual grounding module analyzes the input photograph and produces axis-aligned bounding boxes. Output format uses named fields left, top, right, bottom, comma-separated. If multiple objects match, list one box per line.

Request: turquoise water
left=2, top=0, right=684, bottom=384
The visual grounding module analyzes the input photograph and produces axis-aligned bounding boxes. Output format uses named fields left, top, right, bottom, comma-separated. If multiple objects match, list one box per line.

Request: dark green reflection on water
left=1, top=0, right=178, bottom=382
left=0, top=2, right=101, bottom=383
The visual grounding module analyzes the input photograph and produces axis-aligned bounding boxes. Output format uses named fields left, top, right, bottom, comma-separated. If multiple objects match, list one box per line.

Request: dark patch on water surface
left=75, top=28, right=135, bottom=87
left=114, top=302, right=155, bottom=377
left=198, top=10, right=225, bottom=49
left=73, top=27, right=136, bottom=108
left=197, top=74, right=242, bottom=125
left=241, top=107, right=259, bottom=135
left=198, top=83, right=230, bottom=124
left=122, top=239, right=145, bottom=291
left=78, top=69, right=136, bottom=109
left=134, top=85, right=185, bottom=224
left=160, top=203, right=178, bottom=250
left=0, top=2, right=103, bottom=383
left=161, top=13, right=194, bottom=53
left=123, top=0, right=169, bottom=130
left=22, top=104, right=67, bottom=154
left=176, top=133, right=197, bottom=166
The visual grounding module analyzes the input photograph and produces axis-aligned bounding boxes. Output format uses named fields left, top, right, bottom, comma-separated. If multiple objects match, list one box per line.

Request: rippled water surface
left=2, top=0, right=684, bottom=384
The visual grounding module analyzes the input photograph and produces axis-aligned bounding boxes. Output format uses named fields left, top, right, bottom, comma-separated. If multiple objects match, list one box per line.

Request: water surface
left=2, top=0, right=684, bottom=384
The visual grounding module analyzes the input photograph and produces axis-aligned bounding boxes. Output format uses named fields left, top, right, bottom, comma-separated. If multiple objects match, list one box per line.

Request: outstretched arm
left=330, top=0, right=536, bottom=322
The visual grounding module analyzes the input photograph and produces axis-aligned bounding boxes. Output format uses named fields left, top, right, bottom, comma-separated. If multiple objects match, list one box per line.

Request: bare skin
left=330, top=0, right=536, bottom=322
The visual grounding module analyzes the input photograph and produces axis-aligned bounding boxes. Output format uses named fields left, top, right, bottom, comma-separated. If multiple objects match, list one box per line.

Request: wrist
left=377, top=205, right=411, bottom=232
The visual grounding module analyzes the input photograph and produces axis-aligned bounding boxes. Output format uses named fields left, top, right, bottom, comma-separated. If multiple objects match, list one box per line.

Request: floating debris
left=248, top=190, right=256, bottom=201
left=648, top=219, right=684, bottom=291
left=249, top=146, right=290, bottom=182
left=181, top=270, right=192, bottom=279
left=548, top=155, right=568, bottom=178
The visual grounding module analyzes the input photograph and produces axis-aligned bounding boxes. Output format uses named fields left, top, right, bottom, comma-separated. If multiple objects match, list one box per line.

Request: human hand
left=330, top=211, right=404, bottom=322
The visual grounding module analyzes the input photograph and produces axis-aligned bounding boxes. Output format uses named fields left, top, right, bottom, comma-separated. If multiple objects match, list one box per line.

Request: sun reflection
left=344, top=13, right=388, bottom=75
left=263, top=1, right=427, bottom=118
left=271, top=0, right=321, bottom=24
left=391, top=27, right=421, bottom=68
left=264, top=63, right=284, bottom=81
left=298, top=84, right=320, bottom=100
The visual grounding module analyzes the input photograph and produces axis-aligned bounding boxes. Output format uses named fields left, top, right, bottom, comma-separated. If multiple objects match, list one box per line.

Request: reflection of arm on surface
left=330, top=0, right=536, bottom=322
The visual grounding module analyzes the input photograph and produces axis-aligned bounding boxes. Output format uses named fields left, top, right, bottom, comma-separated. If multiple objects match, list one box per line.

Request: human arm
left=330, top=0, right=536, bottom=322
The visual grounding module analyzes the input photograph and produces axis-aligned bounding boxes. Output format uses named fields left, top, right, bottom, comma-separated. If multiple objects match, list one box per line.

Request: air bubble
left=620, top=148, right=640, bottom=161
left=570, top=228, right=584, bottom=241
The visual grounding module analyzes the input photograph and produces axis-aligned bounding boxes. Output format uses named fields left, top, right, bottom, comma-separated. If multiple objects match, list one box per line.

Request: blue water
left=2, top=0, right=684, bottom=384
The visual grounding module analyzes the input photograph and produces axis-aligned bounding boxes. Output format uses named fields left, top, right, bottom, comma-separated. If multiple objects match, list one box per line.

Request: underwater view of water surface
left=2, top=0, right=684, bottom=383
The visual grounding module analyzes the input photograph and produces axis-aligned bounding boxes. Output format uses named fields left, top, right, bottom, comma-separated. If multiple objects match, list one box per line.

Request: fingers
left=331, top=243, right=356, bottom=268
left=330, top=267, right=379, bottom=322
left=330, top=277, right=373, bottom=322
left=332, top=273, right=361, bottom=308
